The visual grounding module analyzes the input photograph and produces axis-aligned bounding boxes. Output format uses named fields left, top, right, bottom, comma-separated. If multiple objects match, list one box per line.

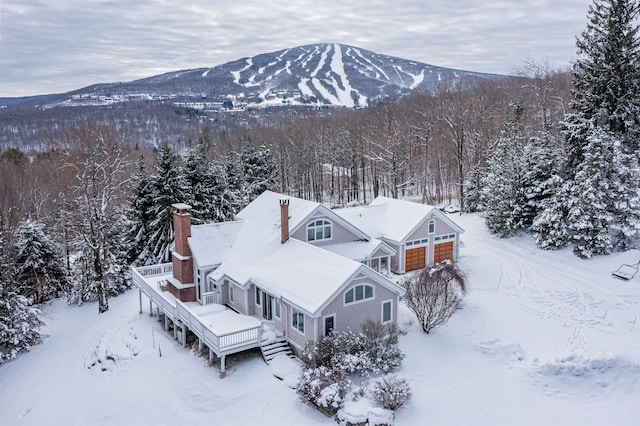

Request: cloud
left=0, top=0, right=588, bottom=97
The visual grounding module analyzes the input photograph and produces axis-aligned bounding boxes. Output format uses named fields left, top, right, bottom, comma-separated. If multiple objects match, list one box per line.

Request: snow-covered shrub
left=298, top=321, right=405, bottom=415
left=402, top=261, right=466, bottom=333
left=372, top=376, right=412, bottom=410
left=13, top=218, right=70, bottom=304
left=303, top=323, right=404, bottom=377
left=296, top=365, right=349, bottom=415
left=0, top=282, right=43, bottom=363
left=302, top=329, right=365, bottom=370
left=360, top=320, right=404, bottom=374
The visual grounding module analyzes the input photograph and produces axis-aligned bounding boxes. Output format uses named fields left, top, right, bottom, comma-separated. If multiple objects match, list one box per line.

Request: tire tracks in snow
left=466, top=234, right=640, bottom=354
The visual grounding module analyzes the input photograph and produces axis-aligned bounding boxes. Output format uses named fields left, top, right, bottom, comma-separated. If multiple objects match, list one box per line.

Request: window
left=307, top=219, right=332, bottom=241
left=382, top=300, right=392, bottom=323
left=256, top=287, right=262, bottom=305
left=428, top=220, right=435, bottom=234
left=275, top=299, right=281, bottom=318
left=406, top=238, right=428, bottom=247
left=435, top=234, right=456, bottom=242
left=292, top=308, right=305, bottom=334
left=229, top=282, right=234, bottom=302
left=324, top=315, right=335, bottom=336
left=344, top=284, right=374, bottom=305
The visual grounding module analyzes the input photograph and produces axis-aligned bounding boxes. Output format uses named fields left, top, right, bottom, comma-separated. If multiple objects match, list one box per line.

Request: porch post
left=220, top=355, right=226, bottom=378
left=173, top=320, right=177, bottom=340
left=181, top=323, right=187, bottom=347
left=149, top=298, right=153, bottom=317
left=138, top=289, right=143, bottom=314
left=386, top=255, right=391, bottom=276
left=164, top=315, right=169, bottom=331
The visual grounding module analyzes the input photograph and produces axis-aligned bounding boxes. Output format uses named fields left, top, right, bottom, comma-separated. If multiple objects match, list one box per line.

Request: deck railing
left=202, top=291, right=221, bottom=305
left=132, top=264, right=262, bottom=356
left=135, top=263, right=173, bottom=278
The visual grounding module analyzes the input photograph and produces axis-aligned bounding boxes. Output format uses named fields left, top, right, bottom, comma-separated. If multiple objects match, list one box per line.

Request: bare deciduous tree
left=402, top=261, right=466, bottom=333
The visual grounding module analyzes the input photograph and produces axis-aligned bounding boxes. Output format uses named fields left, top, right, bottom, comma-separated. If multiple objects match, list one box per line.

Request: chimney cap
left=172, top=203, right=192, bottom=211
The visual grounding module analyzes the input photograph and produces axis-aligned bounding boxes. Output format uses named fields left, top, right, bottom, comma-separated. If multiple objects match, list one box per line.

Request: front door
left=262, top=292, right=273, bottom=320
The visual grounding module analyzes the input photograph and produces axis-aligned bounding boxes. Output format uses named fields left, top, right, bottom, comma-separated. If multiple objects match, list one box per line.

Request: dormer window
left=307, top=219, right=332, bottom=241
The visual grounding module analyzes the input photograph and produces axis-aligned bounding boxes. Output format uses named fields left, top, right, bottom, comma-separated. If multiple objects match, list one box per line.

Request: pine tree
left=567, top=128, right=614, bottom=258
left=127, top=157, right=155, bottom=266
left=521, top=132, right=563, bottom=228
left=610, top=139, right=640, bottom=250
left=462, top=163, right=485, bottom=213
left=146, top=142, right=186, bottom=263
left=564, top=0, right=640, bottom=175
left=531, top=183, right=570, bottom=250
left=0, top=231, right=43, bottom=363
left=240, top=145, right=278, bottom=204
left=482, top=104, right=527, bottom=237
left=542, top=0, right=640, bottom=256
left=13, top=219, right=69, bottom=304
left=183, top=141, right=221, bottom=224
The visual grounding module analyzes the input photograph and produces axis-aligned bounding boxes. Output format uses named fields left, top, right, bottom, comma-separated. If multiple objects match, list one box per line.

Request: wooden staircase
left=261, top=336, right=294, bottom=363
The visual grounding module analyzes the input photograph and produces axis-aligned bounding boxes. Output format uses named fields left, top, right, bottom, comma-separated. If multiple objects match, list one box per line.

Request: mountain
left=1, top=43, right=507, bottom=109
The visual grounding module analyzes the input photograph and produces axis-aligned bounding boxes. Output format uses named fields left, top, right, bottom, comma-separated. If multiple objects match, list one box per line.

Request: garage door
left=433, top=242, right=454, bottom=264
left=405, top=247, right=426, bottom=272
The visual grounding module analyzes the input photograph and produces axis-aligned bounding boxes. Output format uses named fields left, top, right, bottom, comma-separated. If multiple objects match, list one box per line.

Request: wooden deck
left=131, top=263, right=264, bottom=377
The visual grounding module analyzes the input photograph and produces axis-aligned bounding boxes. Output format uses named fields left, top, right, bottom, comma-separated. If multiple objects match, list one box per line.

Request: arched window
left=344, top=284, right=374, bottom=305
left=307, top=219, right=332, bottom=241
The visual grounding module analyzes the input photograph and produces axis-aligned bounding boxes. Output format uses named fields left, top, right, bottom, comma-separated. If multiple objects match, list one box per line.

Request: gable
left=406, top=209, right=463, bottom=243
left=290, top=205, right=371, bottom=245
left=314, top=265, right=404, bottom=317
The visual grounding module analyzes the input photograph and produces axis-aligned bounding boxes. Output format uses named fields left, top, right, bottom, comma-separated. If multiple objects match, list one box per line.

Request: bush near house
left=297, top=320, right=405, bottom=415
left=372, top=376, right=412, bottom=410
left=402, top=261, right=466, bottom=333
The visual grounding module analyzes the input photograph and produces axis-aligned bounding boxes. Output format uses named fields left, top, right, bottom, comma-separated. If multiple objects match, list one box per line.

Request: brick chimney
left=280, top=199, right=290, bottom=244
left=170, top=204, right=194, bottom=299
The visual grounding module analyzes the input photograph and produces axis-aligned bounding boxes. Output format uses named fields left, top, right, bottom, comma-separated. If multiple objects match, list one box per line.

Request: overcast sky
left=1, top=0, right=589, bottom=98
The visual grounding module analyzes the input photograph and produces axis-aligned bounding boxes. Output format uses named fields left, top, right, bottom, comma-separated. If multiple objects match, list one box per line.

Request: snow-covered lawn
left=1, top=213, right=639, bottom=425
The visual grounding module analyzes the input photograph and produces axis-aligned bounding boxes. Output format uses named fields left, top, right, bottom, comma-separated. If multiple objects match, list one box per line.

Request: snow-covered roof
left=205, top=191, right=399, bottom=315
left=323, top=239, right=395, bottom=261
left=334, top=196, right=462, bottom=243
left=188, top=221, right=243, bottom=268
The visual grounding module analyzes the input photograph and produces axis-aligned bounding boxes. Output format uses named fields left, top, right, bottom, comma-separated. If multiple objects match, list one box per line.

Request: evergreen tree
left=564, top=0, right=640, bottom=175
left=13, top=219, right=69, bottom=304
left=183, top=141, right=221, bottom=224
left=540, top=0, right=640, bottom=256
left=521, top=132, right=563, bottom=228
left=240, top=145, right=278, bottom=205
left=567, top=128, right=614, bottom=258
left=462, top=163, right=485, bottom=213
left=610, top=138, right=640, bottom=250
left=146, top=142, right=186, bottom=263
left=531, top=183, right=570, bottom=250
left=127, top=157, right=155, bottom=266
left=482, top=104, right=527, bottom=237
left=0, top=231, right=43, bottom=363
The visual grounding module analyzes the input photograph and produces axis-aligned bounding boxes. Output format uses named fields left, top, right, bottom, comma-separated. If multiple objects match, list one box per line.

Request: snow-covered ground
left=1, top=213, right=639, bottom=425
